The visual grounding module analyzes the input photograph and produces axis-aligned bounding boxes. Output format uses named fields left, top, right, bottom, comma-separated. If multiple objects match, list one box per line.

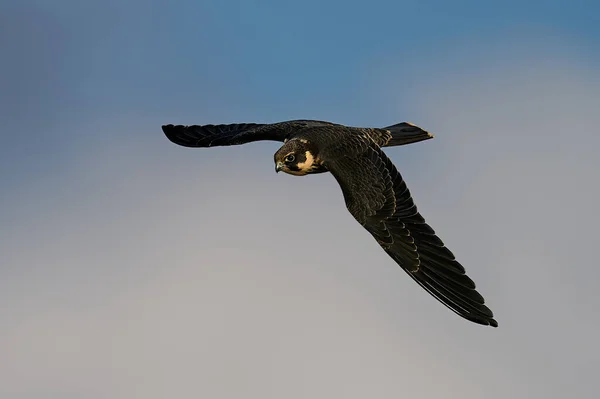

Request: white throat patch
left=296, top=150, right=314, bottom=171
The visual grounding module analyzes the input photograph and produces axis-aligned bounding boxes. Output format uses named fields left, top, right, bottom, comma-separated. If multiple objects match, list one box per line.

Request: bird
left=162, top=119, right=498, bottom=327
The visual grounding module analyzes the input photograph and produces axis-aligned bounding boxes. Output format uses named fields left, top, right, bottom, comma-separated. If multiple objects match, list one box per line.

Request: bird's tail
left=382, top=122, right=434, bottom=147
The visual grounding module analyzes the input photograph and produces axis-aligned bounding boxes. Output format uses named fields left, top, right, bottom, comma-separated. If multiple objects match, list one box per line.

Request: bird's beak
left=275, top=162, right=284, bottom=173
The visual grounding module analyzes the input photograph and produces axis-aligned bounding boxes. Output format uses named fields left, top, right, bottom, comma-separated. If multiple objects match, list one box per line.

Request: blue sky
left=2, top=0, right=599, bottom=207
left=1, top=1, right=600, bottom=398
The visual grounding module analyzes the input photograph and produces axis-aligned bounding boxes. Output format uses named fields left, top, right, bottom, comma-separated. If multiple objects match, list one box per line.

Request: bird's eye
left=284, top=154, right=295, bottom=163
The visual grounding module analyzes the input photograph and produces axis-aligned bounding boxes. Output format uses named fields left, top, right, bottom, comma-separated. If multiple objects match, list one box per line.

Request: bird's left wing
left=323, top=144, right=498, bottom=327
left=162, top=120, right=338, bottom=148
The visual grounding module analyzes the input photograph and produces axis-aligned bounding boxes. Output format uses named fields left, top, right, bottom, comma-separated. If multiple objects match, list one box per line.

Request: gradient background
left=2, top=1, right=599, bottom=398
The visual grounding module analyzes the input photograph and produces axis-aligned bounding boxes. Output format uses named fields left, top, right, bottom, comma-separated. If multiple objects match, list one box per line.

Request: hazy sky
left=2, top=1, right=599, bottom=398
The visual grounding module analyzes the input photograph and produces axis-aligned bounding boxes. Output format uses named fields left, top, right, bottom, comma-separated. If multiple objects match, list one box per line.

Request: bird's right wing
left=324, top=143, right=498, bottom=327
left=162, top=120, right=338, bottom=148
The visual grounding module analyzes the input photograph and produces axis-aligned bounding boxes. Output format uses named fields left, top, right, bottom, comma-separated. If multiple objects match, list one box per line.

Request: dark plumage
left=162, top=120, right=498, bottom=327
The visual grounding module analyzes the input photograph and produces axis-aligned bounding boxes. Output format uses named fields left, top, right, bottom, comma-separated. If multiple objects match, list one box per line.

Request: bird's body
left=163, top=120, right=498, bottom=327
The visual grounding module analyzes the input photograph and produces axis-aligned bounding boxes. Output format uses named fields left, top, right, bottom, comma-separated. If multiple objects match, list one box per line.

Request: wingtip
left=473, top=312, right=498, bottom=327
left=161, top=124, right=174, bottom=134
left=161, top=124, right=176, bottom=142
left=161, top=124, right=192, bottom=147
left=464, top=313, right=498, bottom=328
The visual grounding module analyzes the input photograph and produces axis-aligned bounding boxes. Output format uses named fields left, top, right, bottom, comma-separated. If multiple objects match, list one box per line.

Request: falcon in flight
left=162, top=120, right=498, bottom=327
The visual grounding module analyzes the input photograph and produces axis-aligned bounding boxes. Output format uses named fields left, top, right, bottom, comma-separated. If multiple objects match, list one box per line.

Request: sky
left=1, top=1, right=600, bottom=398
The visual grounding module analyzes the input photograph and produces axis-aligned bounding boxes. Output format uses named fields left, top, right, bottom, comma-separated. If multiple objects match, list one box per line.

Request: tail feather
left=382, top=122, right=434, bottom=147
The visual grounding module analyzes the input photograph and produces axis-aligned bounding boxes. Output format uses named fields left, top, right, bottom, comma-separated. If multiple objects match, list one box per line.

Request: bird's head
left=274, top=139, right=320, bottom=176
